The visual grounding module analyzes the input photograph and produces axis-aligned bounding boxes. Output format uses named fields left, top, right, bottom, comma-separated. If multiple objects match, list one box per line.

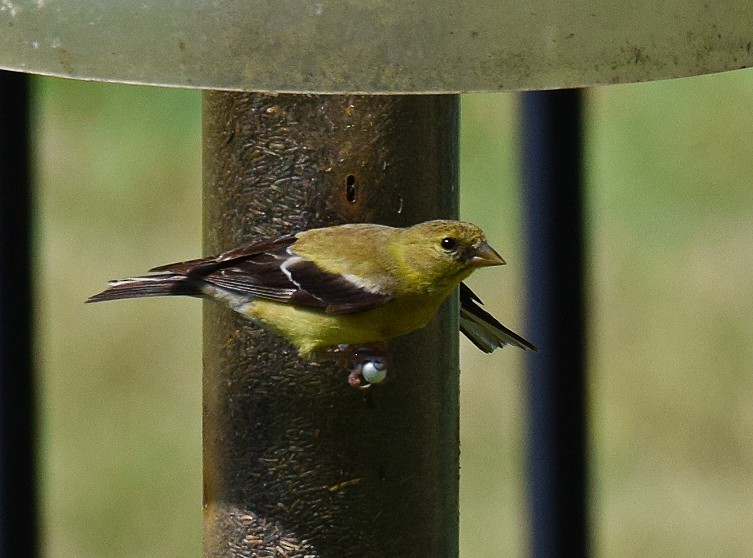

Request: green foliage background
left=34, top=69, right=753, bottom=557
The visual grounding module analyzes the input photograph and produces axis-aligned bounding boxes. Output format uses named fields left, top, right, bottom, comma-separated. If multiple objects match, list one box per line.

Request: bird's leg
left=326, top=342, right=391, bottom=389
left=348, top=344, right=391, bottom=389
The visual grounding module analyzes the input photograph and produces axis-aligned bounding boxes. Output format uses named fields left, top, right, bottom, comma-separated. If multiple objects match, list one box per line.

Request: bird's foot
left=330, top=343, right=390, bottom=389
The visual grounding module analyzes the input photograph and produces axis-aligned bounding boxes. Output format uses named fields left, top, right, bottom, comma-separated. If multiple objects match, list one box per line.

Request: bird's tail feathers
left=86, top=274, right=201, bottom=303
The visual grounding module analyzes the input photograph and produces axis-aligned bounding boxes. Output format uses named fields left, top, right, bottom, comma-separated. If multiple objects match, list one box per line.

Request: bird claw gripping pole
left=327, top=343, right=392, bottom=389
left=348, top=347, right=391, bottom=389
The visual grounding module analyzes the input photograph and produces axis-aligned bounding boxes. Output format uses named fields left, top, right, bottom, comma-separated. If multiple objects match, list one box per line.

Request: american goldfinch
left=88, top=220, right=536, bottom=384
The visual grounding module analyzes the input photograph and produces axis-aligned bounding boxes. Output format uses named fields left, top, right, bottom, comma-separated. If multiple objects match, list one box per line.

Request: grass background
left=34, top=68, right=753, bottom=557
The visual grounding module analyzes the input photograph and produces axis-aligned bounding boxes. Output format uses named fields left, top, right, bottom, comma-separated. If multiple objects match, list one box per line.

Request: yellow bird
left=88, top=220, right=536, bottom=385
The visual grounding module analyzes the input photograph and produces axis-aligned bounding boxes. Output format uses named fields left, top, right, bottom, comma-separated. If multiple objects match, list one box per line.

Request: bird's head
left=397, top=220, right=505, bottom=292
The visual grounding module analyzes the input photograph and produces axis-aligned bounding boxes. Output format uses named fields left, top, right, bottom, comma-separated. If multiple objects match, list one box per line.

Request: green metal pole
left=202, top=93, right=459, bottom=557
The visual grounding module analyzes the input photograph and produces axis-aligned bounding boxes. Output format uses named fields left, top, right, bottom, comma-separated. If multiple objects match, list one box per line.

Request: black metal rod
left=522, top=89, right=588, bottom=558
left=202, top=93, right=460, bottom=557
left=0, top=71, right=38, bottom=558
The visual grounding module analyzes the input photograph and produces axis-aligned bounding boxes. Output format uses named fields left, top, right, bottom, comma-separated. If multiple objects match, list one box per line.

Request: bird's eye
left=441, top=237, right=457, bottom=251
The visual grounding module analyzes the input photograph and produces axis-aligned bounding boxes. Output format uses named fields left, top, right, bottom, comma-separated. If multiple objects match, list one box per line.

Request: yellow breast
left=245, top=293, right=449, bottom=358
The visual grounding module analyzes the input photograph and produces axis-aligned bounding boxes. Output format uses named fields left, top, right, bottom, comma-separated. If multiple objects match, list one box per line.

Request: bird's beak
left=471, top=241, right=506, bottom=267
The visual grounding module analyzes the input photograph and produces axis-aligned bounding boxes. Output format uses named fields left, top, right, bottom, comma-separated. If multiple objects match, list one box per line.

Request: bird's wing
left=459, top=283, right=538, bottom=352
left=150, top=235, right=392, bottom=315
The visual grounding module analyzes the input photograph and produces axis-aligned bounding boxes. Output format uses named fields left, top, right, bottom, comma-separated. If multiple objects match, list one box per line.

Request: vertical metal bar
left=521, top=89, right=588, bottom=558
left=0, top=71, right=38, bottom=558
left=202, top=93, right=460, bottom=557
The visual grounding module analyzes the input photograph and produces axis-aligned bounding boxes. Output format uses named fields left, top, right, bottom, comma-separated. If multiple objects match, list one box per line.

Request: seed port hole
left=345, top=174, right=357, bottom=203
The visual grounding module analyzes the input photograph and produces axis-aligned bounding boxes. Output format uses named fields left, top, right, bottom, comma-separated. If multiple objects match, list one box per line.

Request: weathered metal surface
left=2, top=1, right=752, bottom=92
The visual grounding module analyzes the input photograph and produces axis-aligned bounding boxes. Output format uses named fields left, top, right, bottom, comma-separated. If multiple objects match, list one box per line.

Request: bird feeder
left=2, top=1, right=751, bottom=556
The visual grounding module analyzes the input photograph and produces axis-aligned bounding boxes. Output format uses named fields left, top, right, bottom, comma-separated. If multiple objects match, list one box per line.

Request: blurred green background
left=34, top=69, right=753, bottom=557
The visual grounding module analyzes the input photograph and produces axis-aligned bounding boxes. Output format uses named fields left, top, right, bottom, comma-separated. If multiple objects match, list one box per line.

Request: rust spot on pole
left=202, top=93, right=459, bottom=557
